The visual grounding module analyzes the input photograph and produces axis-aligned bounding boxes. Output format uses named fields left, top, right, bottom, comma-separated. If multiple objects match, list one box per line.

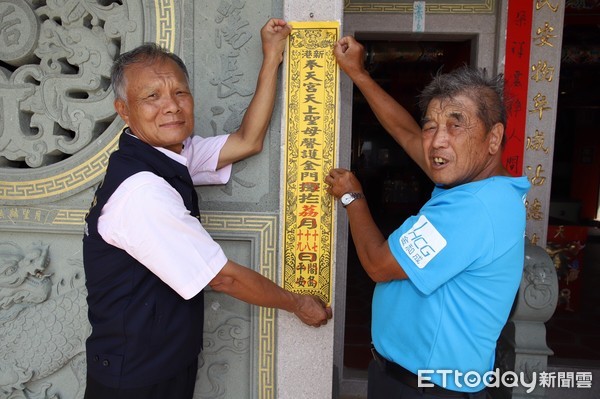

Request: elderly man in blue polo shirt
left=326, top=35, right=529, bottom=399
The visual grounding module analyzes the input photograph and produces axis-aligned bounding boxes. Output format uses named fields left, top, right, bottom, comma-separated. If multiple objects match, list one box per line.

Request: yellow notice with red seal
left=282, top=21, right=339, bottom=305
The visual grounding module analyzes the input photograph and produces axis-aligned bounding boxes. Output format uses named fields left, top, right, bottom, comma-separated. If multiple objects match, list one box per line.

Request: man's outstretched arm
left=209, top=260, right=333, bottom=327
left=217, top=18, right=292, bottom=169
left=333, top=36, right=426, bottom=172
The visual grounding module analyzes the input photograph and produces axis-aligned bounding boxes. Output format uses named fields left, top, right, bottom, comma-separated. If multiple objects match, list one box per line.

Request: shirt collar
left=124, top=129, right=189, bottom=166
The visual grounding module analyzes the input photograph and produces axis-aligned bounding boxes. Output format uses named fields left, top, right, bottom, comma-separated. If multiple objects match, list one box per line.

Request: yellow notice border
left=282, top=21, right=339, bottom=305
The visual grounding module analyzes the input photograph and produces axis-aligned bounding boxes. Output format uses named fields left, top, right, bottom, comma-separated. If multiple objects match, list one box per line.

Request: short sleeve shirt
left=373, top=176, right=530, bottom=392
left=97, top=134, right=232, bottom=299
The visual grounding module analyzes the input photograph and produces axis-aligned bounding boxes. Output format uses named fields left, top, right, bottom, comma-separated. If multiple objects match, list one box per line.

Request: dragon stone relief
left=0, top=1, right=266, bottom=397
left=0, top=241, right=254, bottom=399
left=0, top=241, right=90, bottom=399
left=0, top=0, right=135, bottom=168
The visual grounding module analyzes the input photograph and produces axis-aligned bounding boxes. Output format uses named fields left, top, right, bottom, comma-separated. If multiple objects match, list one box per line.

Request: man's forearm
left=236, top=56, right=281, bottom=151
left=210, top=261, right=297, bottom=312
left=345, top=199, right=408, bottom=282
left=215, top=56, right=281, bottom=169
left=345, top=199, right=387, bottom=277
left=209, top=261, right=332, bottom=327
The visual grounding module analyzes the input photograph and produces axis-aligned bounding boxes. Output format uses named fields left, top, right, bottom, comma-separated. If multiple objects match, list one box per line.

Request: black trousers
left=84, top=358, right=198, bottom=399
left=367, top=359, right=488, bottom=399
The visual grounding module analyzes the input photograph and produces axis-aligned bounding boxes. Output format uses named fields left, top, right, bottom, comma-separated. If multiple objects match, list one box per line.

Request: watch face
left=340, top=193, right=356, bottom=206
left=341, top=193, right=353, bottom=206
left=341, top=192, right=363, bottom=207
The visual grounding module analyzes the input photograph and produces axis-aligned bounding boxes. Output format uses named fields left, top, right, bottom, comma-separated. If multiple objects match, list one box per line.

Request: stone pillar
left=492, top=242, right=558, bottom=399
left=275, top=1, right=343, bottom=399
left=491, top=2, right=564, bottom=397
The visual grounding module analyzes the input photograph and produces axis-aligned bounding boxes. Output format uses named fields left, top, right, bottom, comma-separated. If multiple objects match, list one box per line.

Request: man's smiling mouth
left=433, top=157, right=447, bottom=166
left=161, top=121, right=185, bottom=127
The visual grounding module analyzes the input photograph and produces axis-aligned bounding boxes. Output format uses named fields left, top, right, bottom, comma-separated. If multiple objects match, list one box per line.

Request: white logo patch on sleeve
left=399, top=215, right=447, bottom=269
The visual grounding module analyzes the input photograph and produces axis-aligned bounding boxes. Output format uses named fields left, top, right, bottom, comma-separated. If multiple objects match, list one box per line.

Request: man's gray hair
left=418, top=66, right=506, bottom=136
left=111, top=43, right=189, bottom=102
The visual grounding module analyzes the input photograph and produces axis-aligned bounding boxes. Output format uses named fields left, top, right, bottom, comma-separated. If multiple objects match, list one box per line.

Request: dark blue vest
left=83, top=131, right=204, bottom=388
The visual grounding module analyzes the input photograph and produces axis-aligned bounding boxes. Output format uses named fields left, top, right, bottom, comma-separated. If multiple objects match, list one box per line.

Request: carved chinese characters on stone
left=527, top=197, right=544, bottom=221
left=523, top=0, right=563, bottom=245
left=0, top=0, right=135, bottom=168
left=526, top=130, right=549, bottom=154
left=209, top=2, right=257, bottom=195
left=535, top=0, right=559, bottom=12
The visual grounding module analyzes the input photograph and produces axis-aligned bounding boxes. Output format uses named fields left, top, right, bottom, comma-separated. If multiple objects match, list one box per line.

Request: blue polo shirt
left=374, top=176, right=530, bottom=392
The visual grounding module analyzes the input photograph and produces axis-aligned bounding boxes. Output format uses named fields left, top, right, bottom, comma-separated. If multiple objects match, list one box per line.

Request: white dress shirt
left=98, top=134, right=232, bottom=300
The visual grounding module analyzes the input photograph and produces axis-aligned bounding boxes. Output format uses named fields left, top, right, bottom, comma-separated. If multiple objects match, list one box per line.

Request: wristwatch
left=340, top=192, right=364, bottom=208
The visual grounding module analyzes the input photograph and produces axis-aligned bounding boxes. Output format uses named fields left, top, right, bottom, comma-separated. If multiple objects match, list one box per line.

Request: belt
left=371, top=348, right=478, bottom=398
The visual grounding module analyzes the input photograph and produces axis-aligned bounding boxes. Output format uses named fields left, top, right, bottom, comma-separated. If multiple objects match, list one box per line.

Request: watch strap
left=341, top=192, right=365, bottom=207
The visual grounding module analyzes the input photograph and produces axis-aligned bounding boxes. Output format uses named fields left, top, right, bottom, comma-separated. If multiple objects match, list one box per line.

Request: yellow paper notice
left=282, top=21, right=339, bottom=305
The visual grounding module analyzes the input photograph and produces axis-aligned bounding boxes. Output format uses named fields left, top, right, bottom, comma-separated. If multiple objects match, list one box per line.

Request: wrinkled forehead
left=424, top=94, right=478, bottom=120
left=125, top=57, right=184, bottom=77
left=122, top=58, right=190, bottom=90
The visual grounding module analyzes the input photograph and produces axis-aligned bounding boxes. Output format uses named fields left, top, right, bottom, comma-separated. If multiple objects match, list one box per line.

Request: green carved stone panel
left=0, top=1, right=281, bottom=398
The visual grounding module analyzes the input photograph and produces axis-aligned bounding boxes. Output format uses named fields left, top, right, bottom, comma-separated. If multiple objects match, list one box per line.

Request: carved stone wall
left=1, top=0, right=144, bottom=204
left=1, top=2, right=142, bottom=398
left=0, top=1, right=284, bottom=398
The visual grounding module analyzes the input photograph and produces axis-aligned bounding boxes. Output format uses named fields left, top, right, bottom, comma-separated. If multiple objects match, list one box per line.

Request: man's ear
left=114, top=99, right=130, bottom=125
left=488, top=123, right=504, bottom=155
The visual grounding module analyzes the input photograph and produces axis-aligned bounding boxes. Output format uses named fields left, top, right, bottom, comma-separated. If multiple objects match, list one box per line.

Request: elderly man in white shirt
left=83, top=19, right=332, bottom=399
